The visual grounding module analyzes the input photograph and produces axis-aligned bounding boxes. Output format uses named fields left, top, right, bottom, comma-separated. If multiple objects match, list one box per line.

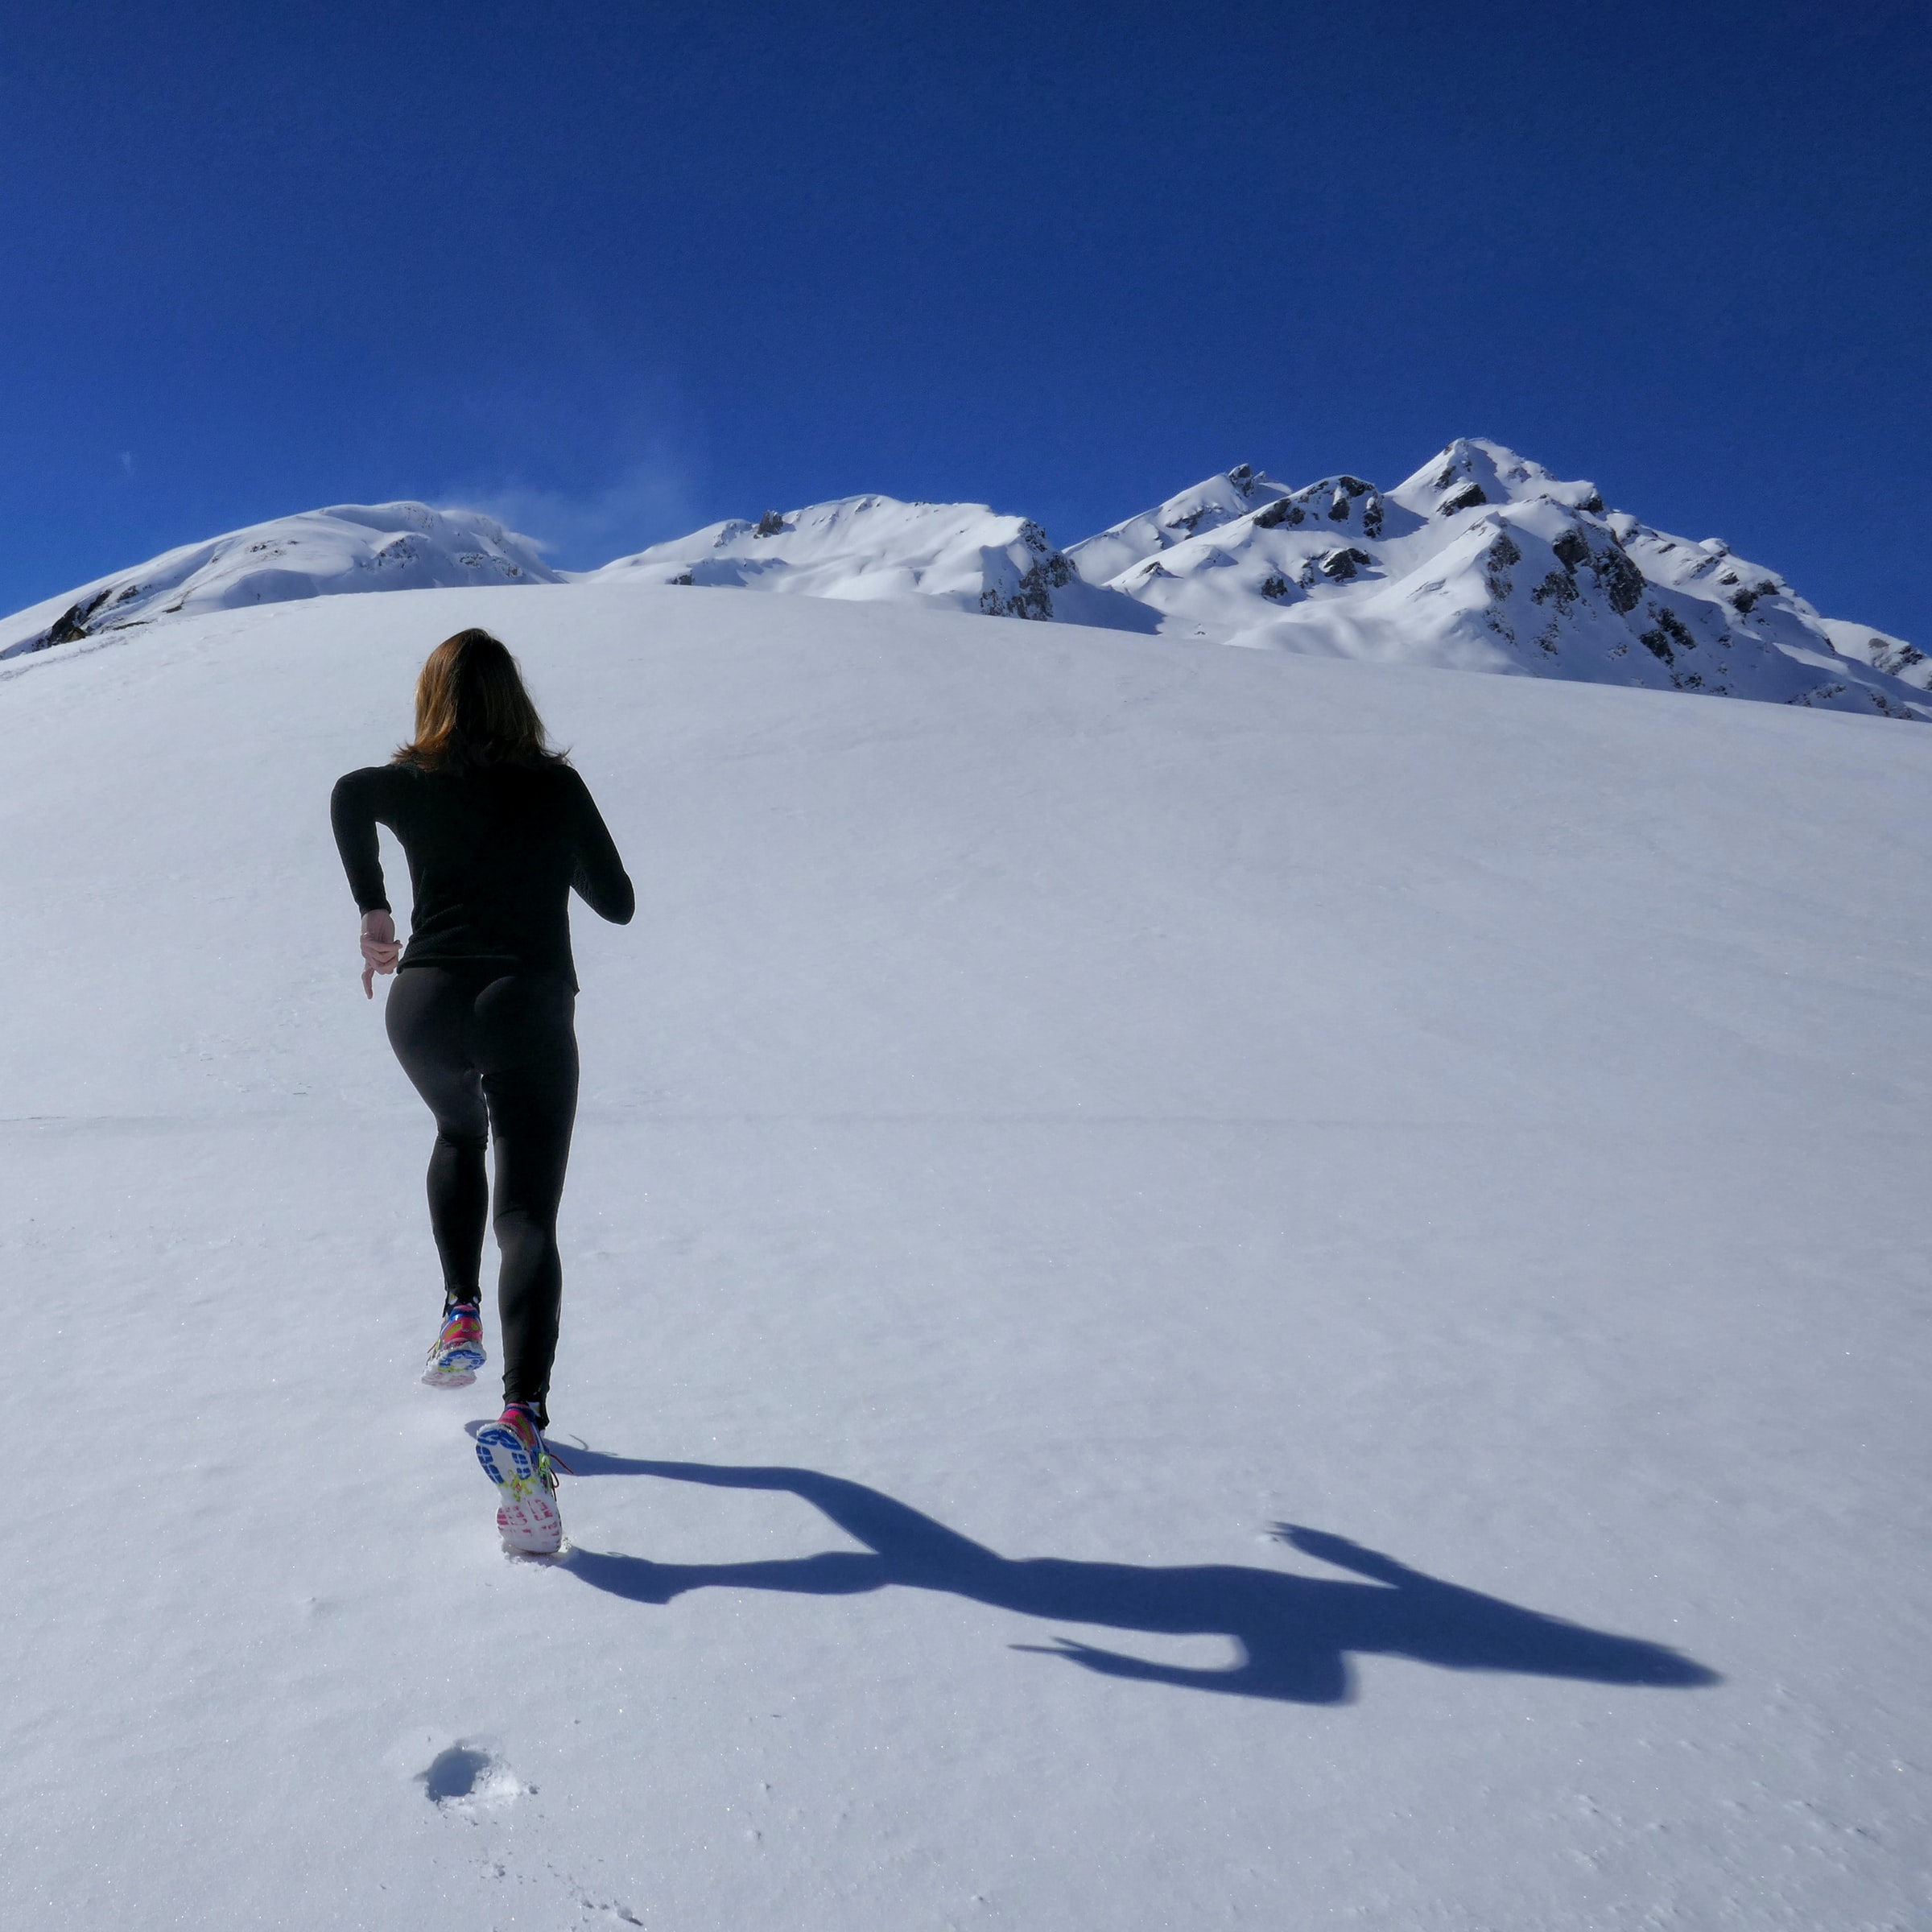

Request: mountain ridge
left=4, top=439, right=1918, bottom=721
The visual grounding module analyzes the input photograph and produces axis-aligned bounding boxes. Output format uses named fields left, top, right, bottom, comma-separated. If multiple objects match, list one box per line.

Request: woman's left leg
left=384, top=967, right=490, bottom=1309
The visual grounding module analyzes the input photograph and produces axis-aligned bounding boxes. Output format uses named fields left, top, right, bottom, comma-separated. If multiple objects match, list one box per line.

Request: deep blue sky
left=3, top=0, right=1928, bottom=636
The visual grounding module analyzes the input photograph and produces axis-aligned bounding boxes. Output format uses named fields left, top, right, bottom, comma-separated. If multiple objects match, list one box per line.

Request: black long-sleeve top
left=330, top=759, right=634, bottom=986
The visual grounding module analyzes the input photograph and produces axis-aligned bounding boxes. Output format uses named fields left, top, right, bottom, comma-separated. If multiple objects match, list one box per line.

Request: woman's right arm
left=330, top=769, right=394, bottom=914
left=330, top=769, right=402, bottom=996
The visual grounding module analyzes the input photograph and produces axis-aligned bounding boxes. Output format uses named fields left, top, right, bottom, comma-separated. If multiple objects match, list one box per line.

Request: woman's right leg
left=472, top=973, right=580, bottom=1427
left=384, top=968, right=490, bottom=1308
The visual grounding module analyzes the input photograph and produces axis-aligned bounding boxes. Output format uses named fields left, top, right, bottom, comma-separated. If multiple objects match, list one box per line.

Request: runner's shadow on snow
left=551, top=1454, right=1719, bottom=1706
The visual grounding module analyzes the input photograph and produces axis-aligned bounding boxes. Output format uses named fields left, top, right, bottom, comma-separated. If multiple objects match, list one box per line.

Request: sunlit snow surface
left=2, top=584, right=1930, bottom=1928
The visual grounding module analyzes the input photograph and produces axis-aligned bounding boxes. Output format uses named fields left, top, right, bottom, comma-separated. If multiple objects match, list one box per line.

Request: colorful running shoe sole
left=423, top=1306, right=487, bottom=1389
left=475, top=1411, right=564, bottom=1555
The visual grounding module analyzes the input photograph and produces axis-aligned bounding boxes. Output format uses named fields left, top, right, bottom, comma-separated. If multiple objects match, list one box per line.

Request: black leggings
left=385, top=966, right=579, bottom=1425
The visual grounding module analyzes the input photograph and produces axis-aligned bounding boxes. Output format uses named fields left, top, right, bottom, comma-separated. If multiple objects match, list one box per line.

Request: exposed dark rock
left=1730, top=588, right=1759, bottom=613
left=1253, top=497, right=1302, bottom=530
left=1483, top=530, right=1521, bottom=601
left=1874, top=640, right=1926, bottom=677
left=1316, top=547, right=1375, bottom=581
left=1591, top=544, right=1645, bottom=615
left=1018, top=519, right=1059, bottom=563
left=43, top=585, right=116, bottom=647
left=1806, top=683, right=1924, bottom=717
left=1327, top=493, right=1352, bottom=521
left=753, top=510, right=786, bottom=538
left=1260, top=573, right=1293, bottom=601
left=1579, top=490, right=1605, bottom=514
left=670, top=571, right=694, bottom=586
left=1532, top=570, right=1580, bottom=613
left=1439, top=482, right=1488, bottom=515
left=980, top=555, right=1063, bottom=620
left=1360, top=497, right=1385, bottom=538
left=1551, top=529, right=1591, bottom=572
left=1639, top=607, right=1697, bottom=665
left=1863, top=688, right=1920, bottom=718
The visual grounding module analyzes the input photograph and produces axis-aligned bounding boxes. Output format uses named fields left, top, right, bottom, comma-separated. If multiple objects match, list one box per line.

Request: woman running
left=330, top=628, right=634, bottom=1554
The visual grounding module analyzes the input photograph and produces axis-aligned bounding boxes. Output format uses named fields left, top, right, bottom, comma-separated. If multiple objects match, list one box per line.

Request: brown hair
left=394, top=629, right=567, bottom=773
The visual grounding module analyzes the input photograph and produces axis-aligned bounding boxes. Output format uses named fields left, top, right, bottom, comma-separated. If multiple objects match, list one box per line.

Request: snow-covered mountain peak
left=1063, top=464, right=1295, bottom=585
left=590, top=491, right=1152, bottom=630
left=1389, top=437, right=1606, bottom=519
left=0, top=502, right=559, bottom=660
left=1061, top=444, right=1922, bottom=719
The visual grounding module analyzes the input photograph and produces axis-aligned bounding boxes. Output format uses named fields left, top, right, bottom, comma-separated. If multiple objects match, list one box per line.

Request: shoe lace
left=505, top=1404, right=572, bottom=1484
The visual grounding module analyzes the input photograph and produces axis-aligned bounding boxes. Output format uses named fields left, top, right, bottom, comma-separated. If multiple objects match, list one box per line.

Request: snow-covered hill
left=2, top=583, right=1929, bottom=1928
left=4, top=442, right=1922, bottom=721
left=588, top=492, right=1154, bottom=630
left=0, top=502, right=558, bottom=660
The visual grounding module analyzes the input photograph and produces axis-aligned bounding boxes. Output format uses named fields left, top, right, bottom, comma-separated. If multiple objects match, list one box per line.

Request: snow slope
left=1822, top=615, right=1931, bottom=689
left=2, top=583, right=1929, bottom=1929
left=0, top=502, right=558, bottom=659
left=588, top=492, right=1154, bottom=630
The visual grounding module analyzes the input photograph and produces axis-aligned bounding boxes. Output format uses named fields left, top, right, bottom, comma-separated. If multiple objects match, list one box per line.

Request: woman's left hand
left=359, top=910, right=401, bottom=997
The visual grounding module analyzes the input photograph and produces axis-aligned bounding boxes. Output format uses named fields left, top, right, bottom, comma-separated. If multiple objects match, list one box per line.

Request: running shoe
left=475, top=1402, right=564, bottom=1555
left=422, top=1302, right=485, bottom=1388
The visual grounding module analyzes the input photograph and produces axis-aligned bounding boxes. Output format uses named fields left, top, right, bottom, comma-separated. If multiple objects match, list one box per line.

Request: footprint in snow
left=418, top=1741, right=527, bottom=1814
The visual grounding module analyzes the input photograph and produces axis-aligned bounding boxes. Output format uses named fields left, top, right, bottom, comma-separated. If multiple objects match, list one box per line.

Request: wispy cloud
left=436, top=447, right=699, bottom=571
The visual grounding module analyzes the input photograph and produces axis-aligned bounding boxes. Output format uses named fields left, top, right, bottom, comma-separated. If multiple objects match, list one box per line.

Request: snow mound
left=588, top=493, right=1153, bottom=630
left=0, top=502, right=559, bottom=661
